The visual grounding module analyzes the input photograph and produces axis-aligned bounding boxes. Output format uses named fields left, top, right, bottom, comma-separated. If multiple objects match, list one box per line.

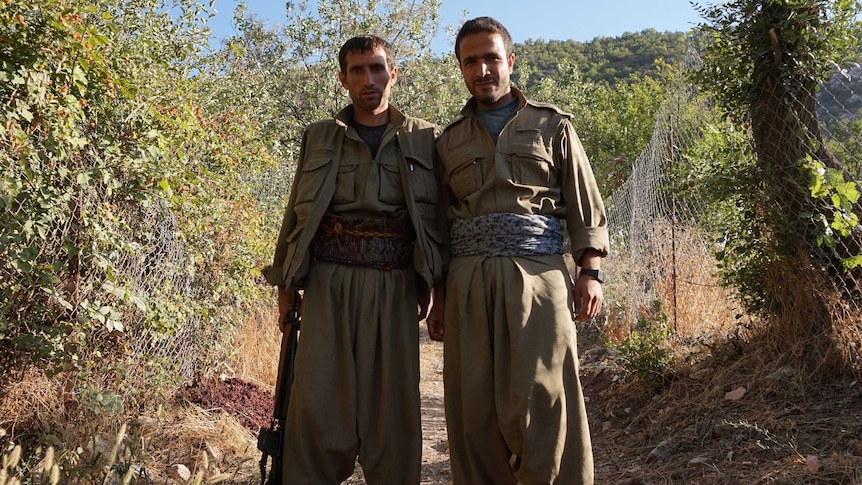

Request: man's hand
left=574, top=249, right=604, bottom=321
left=573, top=276, right=603, bottom=321
left=425, top=283, right=445, bottom=341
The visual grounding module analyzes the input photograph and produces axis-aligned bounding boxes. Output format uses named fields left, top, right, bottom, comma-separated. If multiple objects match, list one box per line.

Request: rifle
left=257, top=292, right=301, bottom=485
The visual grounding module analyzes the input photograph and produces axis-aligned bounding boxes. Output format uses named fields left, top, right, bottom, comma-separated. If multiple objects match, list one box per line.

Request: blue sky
left=207, top=0, right=704, bottom=53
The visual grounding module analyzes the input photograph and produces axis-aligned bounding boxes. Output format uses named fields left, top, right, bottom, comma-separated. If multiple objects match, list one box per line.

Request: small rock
left=713, top=422, right=735, bottom=439
left=765, top=366, right=797, bottom=381
left=644, top=440, right=677, bottom=463
left=168, top=464, right=191, bottom=482
left=602, top=421, right=612, bottom=432
left=205, top=442, right=223, bottom=463
left=724, top=387, right=747, bottom=401
left=135, top=416, right=158, bottom=427
left=689, top=456, right=710, bottom=465
left=805, top=455, right=820, bottom=473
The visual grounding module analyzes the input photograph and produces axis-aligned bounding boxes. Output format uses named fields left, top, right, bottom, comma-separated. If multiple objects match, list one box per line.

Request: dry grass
left=229, top=300, right=281, bottom=391
left=0, top=375, right=263, bottom=484
left=0, top=368, right=63, bottom=435
left=602, top=219, right=741, bottom=346
left=583, top=242, right=862, bottom=483
left=586, top=328, right=862, bottom=484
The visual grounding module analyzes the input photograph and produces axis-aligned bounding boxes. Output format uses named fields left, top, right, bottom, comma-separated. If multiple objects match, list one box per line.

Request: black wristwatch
left=579, top=268, right=604, bottom=284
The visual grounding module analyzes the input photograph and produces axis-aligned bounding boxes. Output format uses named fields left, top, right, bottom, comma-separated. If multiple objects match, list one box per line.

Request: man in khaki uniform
left=427, top=17, right=609, bottom=485
left=264, top=35, right=444, bottom=484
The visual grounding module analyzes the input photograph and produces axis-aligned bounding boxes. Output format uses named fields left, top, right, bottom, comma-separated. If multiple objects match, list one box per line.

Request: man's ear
left=390, top=66, right=398, bottom=84
left=338, top=70, right=348, bottom=89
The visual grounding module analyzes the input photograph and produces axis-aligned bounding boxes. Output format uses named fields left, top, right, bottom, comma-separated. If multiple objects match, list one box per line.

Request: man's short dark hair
left=338, top=35, right=394, bottom=73
left=454, top=17, right=514, bottom=62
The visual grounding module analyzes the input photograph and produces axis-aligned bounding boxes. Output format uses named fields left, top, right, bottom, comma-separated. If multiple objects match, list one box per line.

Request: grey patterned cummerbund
left=450, top=213, right=564, bottom=257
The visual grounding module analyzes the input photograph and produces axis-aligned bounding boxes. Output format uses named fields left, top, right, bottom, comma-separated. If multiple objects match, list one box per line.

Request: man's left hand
left=574, top=274, right=603, bottom=321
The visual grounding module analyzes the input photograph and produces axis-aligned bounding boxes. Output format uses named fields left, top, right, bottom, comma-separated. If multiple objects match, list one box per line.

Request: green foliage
left=826, top=112, right=862, bottom=178
left=692, top=0, right=862, bottom=125
left=689, top=0, right=862, bottom=315
left=1, top=0, right=278, bottom=403
left=675, top=111, right=779, bottom=313
left=801, top=154, right=862, bottom=268
left=613, top=300, right=673, bottom=390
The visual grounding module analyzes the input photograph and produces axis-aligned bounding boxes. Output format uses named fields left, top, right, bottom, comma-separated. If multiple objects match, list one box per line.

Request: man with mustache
left=427, top=17, right=608, bottom=485
left=264, top=35, right=445, bottom=484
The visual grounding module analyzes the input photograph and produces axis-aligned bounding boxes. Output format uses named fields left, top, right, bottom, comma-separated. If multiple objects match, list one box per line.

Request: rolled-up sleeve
left=558, top=120, right=609, bottom=263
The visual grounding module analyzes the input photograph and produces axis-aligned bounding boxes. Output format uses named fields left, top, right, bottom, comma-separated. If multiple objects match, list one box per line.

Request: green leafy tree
left=0, top=0, right=278, bottom=403
left=692, top=0, right=862, bottom=314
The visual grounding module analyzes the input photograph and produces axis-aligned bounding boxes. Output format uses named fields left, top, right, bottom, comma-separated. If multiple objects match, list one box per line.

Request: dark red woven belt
left=311, top=215, right=414, bottom=270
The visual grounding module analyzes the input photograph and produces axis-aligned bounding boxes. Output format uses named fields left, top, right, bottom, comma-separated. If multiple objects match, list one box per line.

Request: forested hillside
left=514, top=29, right=689, bottom=86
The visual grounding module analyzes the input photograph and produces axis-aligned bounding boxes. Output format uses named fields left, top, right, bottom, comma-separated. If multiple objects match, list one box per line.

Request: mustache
left=474, top=75, right=497, bottom=84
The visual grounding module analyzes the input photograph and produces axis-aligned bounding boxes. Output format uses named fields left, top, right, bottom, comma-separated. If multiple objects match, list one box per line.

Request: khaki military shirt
left=330, top=121, right=407, bottom=219
left=265, top=105, right=445, bottom=290
left=435, top=87, right=609, bottom=262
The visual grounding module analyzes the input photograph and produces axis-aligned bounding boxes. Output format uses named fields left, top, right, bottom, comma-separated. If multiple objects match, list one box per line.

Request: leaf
left=72, top=65, right=87, bottom=95
left=158, top=179, right=173, bottom=197
left=18, top=107, right=34, bottom=122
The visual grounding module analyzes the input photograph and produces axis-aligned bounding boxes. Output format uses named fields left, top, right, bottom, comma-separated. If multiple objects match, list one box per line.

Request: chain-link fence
left=604, top=47, right=862, bottom=369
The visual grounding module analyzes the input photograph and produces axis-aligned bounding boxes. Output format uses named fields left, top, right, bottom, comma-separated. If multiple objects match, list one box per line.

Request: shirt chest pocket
left=507, top=129, right=556, bottom=187
left=295, top=148, right=334, bottom=205
left=378, top=160, right=405, bottom=205
left=445, top=145, right=488, bottom=201
left=334, top=162, right=359, bottom=205
left=405, top=155, right=437, bottom=204
left=292, top=148, right=334, bottom=228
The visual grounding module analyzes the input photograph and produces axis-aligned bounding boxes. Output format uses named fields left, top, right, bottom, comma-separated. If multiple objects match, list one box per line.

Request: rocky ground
left=184, top=324, right=862, bottom=484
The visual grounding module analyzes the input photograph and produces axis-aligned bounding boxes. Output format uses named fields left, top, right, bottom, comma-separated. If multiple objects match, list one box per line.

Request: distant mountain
left=512, top=29, right=689, bottom=87
left=818, top=63, right=862, bottom=128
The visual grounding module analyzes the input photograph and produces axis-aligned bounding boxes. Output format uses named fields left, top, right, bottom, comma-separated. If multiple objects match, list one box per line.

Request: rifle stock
left=257, top=293, right=301, bottom=485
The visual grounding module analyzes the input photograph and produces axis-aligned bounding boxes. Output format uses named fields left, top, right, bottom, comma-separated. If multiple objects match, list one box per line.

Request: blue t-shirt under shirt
left=475, top=97, right=518, bottom=142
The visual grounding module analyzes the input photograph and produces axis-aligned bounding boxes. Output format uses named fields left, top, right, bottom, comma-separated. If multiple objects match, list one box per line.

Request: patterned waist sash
left=450, top=213, right=564, bottom=257
left=311, top=214, right=414, bottom=270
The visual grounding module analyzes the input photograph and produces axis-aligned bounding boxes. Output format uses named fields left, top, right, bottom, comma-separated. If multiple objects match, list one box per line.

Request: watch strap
left=579, top=268, right=604, bottom=283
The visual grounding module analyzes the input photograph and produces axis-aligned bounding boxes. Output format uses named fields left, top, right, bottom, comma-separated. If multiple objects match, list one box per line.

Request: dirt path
left=187, top=321, right=862, bottom=483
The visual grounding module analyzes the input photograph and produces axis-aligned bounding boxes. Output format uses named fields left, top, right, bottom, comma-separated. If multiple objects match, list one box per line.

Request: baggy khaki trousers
left=443, top=254, right=594, bottom=485
left=281, top=261, right=421, bottom=484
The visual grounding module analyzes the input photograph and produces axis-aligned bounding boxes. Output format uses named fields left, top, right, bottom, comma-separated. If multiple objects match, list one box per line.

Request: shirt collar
left=335, top=104, right=407, bottom=128
left=460, top=86, right=528, bottom=118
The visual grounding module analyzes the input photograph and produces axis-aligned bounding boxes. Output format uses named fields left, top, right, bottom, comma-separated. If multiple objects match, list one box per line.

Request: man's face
left=457, top=32, right=514, bottom=109
left=338, top=47, right=397, bottom=114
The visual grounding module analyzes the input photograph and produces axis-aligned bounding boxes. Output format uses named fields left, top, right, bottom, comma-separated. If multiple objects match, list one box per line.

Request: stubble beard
left=471, top=78, right=509, bottom=107
left=354, top=90, right=385, bottom=113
